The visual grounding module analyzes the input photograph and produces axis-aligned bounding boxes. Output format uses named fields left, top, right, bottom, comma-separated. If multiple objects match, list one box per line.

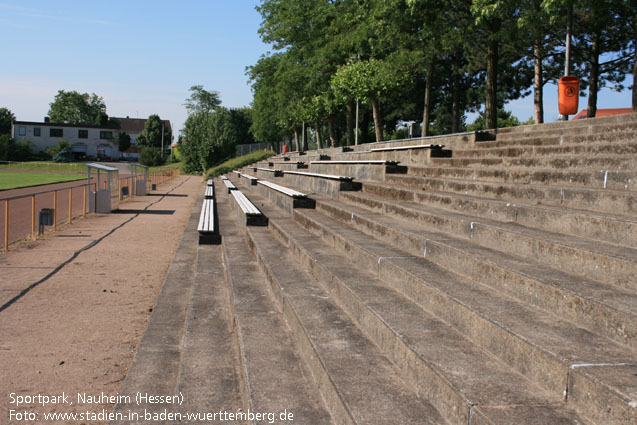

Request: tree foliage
left=185, top=85, right=222, bottom=115
left=48, top=90, right=109, bottom=125
left=0, top=107, right=15, bottom=135
left=136, top=114, right=172, bottom=148
left=248, top=0, right=633, bottom=139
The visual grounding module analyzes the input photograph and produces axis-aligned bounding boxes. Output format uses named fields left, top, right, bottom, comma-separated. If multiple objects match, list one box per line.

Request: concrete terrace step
left=351, top=184, right=637, bottom=249
left=246, top=195, right=588, bottom=425
left=477, top=126, right=637, bottom=149
left=431, top=154, right=637, bottom=171
left=317, top=193, right=637, bottom=347
left=232, top=208, right=447, bottom=424
left=285, top=204, right=636, bottom=425
left=337, top=189, right=637, bottom=291
left=218, top=194, right=334, bottom=425
left=381, top=174, right=637, bottom=215
left=406, top=165, right=637, bottom=192
left=453, top=141, right=637, bottom=159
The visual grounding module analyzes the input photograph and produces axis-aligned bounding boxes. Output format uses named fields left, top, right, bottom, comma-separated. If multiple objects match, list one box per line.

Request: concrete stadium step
left=407, top=165, right=637, bottom=191
left=453, top=141, right=637, bottom=159
left=236, top=214, right=447, bottom=424
left=286, top=204, right=636, bottom=425
left=350, top=184, right=637, bottom=249
left=317, top=193, right=637, bottom=348
left=492, top=113, right=637, bottom=141
left=337, top=189, right=637, bottom=291
left=247, top=197, right=589, bottom=425
left=218, top=197, right=334, bottom=424
left=380, top=174, right=637, bottom=215
left=477, top=126, right=637, bottom=149
left=113, top=186, right=247, bottom=423
left=431, top=154, right=637, bottom=170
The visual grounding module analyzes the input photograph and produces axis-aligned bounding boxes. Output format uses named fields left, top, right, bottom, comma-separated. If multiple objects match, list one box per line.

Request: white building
left=11, top=116, right=172, bottom=161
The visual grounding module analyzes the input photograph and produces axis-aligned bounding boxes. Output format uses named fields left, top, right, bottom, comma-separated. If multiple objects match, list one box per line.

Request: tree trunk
left=294, top=129, right=299, bottom=152
left=533, top=41, right=544, bottom=124
left=633, top=45, right=636, bottom=112
left=451, top=54, right=461, bottom=133
left=346, top=99, right=355, bottom=146
left=422, top=61, right=434, bottom=137
left=327, top=116, right=336, bottom=147
left=315, top=121, right=323, bottom=149
left=486, top=34, right=499, bottom=130
left=587, top=34, right=600, bottom=118
left=370, top=97, right=383, bottom=143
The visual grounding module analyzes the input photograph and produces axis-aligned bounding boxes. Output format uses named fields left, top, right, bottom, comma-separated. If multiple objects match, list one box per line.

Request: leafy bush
left=0, top=134, right=32, bottom=161
left=205, top=150, right=276, bottom=179
left=139, top=146, right=165, bottom=166
left=43, top=140, right=71, bottom=159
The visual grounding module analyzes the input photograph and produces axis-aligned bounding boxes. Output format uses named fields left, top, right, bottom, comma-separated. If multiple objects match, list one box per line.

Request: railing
left=0, top=168, right=181, bottom=251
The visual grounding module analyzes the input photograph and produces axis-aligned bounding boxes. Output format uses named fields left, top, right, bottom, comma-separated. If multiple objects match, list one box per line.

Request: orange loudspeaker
left=558, top=76, right=579, bottom=115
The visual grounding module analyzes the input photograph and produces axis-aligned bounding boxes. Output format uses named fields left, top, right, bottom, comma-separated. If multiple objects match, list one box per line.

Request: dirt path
left=0, top=175, right=203, bottom=423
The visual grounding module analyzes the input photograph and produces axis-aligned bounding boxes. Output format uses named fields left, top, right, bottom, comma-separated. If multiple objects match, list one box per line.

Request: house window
left=18, top=126, right=26, bottom=136
left=100, top=131, right=113, bottom=139
left=78, top=129, right=88, bottom=139
left=34, top=127, right=41, bottom=136
left=50, top=128, right=63, bottom=137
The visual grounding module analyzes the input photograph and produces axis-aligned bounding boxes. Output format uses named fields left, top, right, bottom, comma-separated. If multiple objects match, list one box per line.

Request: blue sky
left=0, top=0, right=633, bottom=136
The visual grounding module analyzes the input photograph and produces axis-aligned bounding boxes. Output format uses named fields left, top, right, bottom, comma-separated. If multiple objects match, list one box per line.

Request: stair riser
left=382, top=177, right=637, bottom=215
left=478, top=128, right=637, bottom=148
left=408, top=167, right=637, bottom=192
left=293, top=209, right=568, bottom=397
left=494, top=115, right=637, bottom=140
left=431, top=156, right=637, bottom=170
left=280, top=173, right=361, bottom=197
left=267, top=219, right=473, bottom=425
left=315, top=199, right=637, bottom=350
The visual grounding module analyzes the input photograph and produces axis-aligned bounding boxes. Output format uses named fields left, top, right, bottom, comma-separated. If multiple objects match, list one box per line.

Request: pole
left=31, top=195, right=36, bottom=239
left=559, top=1, right=574, bottom=121
left=4, top=200, right=9, bottom=251
left=161, top=123, right=164, bottom=159
left=53, top=191, right=57, bottom=231
left=355, top=99, right=359, bottom=145
left=68, top=187, right=72, bottom=224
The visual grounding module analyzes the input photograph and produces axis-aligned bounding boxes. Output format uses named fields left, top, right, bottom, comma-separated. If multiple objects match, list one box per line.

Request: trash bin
left=39, top=208, right=53, bottom=226
left=558, top=76, right=579, bottom=115
left=121, top=186, right=129, bottom=197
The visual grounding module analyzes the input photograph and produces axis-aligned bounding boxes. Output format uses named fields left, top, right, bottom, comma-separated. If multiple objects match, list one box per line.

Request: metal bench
left=258, top=180, right=308, bottom=198
left=230, top=190, right=268, bottom=226
left=223, top=179, right=237, bottom=193
left=197, top=198, right=220, bottom=244
left=253, top=167, right=284, bottom=177
left=207, top=179, right=214, bottom=186
left=283, top=170, right=353, bottom=182
left=241, top=173, right=259, bottom=186
left=310, top=160, right=399, bottom=166
left=221, top=176, right=228, bottom=181
left=370, top=144, right=444, bottom=152
left=233, top=170, right=242, bottom=176
left=205, top=183, right=215, bottom=199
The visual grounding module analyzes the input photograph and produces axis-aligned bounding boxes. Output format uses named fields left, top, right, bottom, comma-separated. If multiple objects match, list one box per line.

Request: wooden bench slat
left=198, top=198, right=215, bottom=233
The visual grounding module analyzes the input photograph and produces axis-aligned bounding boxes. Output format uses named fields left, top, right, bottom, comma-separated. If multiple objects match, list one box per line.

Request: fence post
left=68, top=187, right=73, bottom=224
left=53, top=191, right=57, bottom=231
left=32, top=195, right=36, bottom=239
left=83, top=185, right=87, bottom=218
left=4, top=199, right=8, bottom=251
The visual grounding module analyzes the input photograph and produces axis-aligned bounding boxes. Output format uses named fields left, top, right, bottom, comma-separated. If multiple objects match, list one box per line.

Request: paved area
left=0, top=174, right=202, bottom=423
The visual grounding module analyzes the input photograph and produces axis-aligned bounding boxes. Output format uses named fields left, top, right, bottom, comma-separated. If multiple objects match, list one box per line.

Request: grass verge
left=206, top=150, right=277, bottom=179
left=0, top=162, right=87, bottom=173
left=0, top=172, right=86, bottom=190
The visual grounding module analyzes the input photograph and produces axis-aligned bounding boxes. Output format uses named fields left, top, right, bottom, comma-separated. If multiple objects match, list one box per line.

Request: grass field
left=0, top=172, right=86, bottom=190
left=0, top=162, right=87, bottom=173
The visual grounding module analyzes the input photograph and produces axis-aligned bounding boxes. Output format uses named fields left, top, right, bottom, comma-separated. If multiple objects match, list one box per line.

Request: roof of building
left=571, top=108, right=633, bottom=120
left=114, top=117, right=172, bottom=134
left=12, top=120, right=118, bottom=129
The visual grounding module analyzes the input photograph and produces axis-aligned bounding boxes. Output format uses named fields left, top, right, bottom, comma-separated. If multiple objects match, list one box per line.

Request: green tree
left=48, top=90, right=108, bottom=125
left=136, top=114, right=172, bottom=148
left=118, top=132, right=131, bottom=152
left=139, top=147, right=164, bottom=167
left=0, top=107, right=15, bottom=135
left=184, top=85, right=222, bottom=115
